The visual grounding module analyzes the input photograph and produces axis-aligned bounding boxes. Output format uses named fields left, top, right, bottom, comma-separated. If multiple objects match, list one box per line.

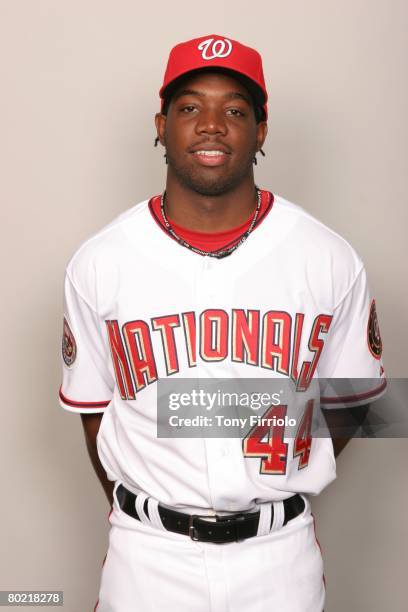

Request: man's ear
left=155, top=113, right=167, bottom=146
left=256, top=121, right=268, bottom=152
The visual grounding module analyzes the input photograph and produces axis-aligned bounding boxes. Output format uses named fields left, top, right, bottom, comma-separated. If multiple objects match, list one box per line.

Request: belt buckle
left=188, top=512, right=246, bottom=543
left=188, top=514, right=213, bottom=541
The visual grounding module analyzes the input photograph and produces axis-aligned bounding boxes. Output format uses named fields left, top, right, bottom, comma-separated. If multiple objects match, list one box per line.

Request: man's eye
left=227, top=108, right=245, bottom=117
left=181, top=105, right=196, bottom=113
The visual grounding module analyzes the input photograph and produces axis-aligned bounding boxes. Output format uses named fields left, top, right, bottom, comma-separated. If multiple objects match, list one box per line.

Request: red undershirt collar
left=149, top=190, right=274, bottom=253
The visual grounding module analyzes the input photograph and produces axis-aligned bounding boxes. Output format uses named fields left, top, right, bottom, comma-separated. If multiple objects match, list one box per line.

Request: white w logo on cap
left=198, top=37, right=233, bottom=61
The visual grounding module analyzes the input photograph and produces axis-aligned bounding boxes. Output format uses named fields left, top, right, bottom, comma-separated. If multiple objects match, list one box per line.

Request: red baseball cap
left=159, top=35, right=268, bottom=121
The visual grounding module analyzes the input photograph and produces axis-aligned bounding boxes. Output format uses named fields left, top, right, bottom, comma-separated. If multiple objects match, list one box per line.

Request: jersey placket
left=193, top=255, right=246, bottom=513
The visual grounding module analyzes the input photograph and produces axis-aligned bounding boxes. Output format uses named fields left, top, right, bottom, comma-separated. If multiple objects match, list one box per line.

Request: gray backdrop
left=1, top=1, right=407, bottom=610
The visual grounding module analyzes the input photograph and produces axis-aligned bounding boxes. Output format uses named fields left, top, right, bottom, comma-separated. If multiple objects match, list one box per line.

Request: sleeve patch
left=62, top=317, right=77, bottom=367
left=367, top=299, right=382, bottom=360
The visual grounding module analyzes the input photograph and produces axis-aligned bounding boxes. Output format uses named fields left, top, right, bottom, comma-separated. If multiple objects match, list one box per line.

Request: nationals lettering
left=105, top=309, right=333, bottom=399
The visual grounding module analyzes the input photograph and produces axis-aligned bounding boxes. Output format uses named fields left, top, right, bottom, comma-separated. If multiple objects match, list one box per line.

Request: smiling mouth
left=191, top=150, right=230, bottom=166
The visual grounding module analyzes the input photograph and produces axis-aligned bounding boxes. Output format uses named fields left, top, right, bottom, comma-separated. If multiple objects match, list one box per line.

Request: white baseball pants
left=94, top=488, right=325, bottom=612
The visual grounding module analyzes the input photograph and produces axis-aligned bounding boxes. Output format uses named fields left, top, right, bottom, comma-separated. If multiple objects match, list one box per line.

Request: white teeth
left=194, top=150, right=226, bottom=156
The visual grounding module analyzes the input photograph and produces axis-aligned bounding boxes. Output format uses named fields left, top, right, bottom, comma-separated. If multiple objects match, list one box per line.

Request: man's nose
left=195, top=108, right=227, bottom=135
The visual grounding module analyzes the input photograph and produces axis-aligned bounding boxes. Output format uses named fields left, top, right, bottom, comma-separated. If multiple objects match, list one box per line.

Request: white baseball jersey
left=59, top=191, right=386, bottom=514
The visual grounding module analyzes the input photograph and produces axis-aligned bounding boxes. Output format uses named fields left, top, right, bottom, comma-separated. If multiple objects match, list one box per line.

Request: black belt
left=115, top=484, right=305, bottom=544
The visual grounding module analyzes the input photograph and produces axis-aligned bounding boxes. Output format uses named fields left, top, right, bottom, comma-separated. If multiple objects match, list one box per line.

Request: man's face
left=155, top=72, right=267, bottom=196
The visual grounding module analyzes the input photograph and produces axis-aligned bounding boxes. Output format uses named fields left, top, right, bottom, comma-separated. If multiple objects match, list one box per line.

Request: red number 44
left=242, top=400, right=314, bottom=475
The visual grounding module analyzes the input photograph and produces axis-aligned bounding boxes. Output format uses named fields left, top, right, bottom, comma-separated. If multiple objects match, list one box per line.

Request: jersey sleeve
left=317, top=266, right=386, bottom=409
left=59, top=273, right=114, bottom=413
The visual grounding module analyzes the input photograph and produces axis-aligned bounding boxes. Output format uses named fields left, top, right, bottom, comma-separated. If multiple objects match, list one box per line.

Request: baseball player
left=59, top=35, right=386, bottom=612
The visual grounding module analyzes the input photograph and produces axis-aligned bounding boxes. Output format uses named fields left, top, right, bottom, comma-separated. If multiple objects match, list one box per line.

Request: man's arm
left=323, top=404, right=370, bottom=458
left=80, top=413, right=114, bottom=506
